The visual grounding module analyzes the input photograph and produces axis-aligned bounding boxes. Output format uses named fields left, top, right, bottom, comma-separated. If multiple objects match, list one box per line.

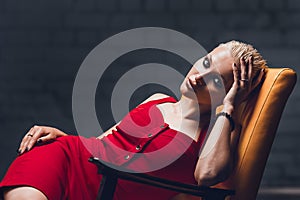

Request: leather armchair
left=90, top=67, right=297, bottom=200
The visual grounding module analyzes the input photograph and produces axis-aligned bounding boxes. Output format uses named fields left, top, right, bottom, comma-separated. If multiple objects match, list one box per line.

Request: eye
left=203, top=57, right=210, bottom=69
left=212, top=75, right=223, bottom=88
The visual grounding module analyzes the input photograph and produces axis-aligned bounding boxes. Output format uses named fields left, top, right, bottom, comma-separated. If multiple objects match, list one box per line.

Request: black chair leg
left=97, top=174, right=118, bottom=200
left=203, top=194, right=227, bottom=200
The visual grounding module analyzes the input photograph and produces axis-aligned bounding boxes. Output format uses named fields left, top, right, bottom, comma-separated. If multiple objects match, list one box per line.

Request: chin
left=180, top=83, right=197, bottom=100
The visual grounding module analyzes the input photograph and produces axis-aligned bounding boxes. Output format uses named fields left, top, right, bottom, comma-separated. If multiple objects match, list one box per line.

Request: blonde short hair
left=220, top=40, right=267, bottom=79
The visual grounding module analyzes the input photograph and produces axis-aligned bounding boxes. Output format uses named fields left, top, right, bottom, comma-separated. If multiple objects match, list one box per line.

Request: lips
left=197, top=78, right=206, bottom=86
left=186, top=78, right=193, bottom=90
left=188, top=75, right=206, bottom=89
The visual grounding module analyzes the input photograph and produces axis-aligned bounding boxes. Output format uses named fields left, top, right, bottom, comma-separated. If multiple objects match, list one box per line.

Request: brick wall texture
left=0, top=0, right=300, bottom=189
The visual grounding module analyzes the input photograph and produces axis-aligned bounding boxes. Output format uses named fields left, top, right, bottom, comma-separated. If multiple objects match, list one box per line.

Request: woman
left=0, top=40, right=266, bottom=200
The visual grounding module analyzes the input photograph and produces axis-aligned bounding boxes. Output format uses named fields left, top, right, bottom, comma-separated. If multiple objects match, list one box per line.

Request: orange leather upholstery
left=216, top=68, right=297, bottom=200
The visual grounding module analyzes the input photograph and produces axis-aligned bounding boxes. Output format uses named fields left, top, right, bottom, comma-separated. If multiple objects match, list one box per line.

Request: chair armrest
left=89, top=157, right=235, bottom=200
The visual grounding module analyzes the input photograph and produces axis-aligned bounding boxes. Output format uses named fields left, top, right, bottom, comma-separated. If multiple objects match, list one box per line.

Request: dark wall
left=0, top=0, right=299, bottom=188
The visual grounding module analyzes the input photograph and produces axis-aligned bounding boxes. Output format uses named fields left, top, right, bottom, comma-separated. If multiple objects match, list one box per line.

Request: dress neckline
left=150, top=96, right=207, bottom=144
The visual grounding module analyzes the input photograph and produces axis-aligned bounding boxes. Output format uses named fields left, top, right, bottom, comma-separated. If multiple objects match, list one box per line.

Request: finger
left=241, top=57, right=248, bottom=80
left=19, top=127, right=34, bottom=154
left=232, top=63, right=240, bottom=92
left=27, top=126, right=43, bottom=151
left=21, top=125, right=41, bottom=154
left=232, top=63, right=239, bottom=84
left=240, top=58, right=247, bottom=88
left=38, top=134, right=55, bottom=144
left=21, top=129, right=36, bottom=154
left=18, top=127, right=31, bottom=153
left=235, top=62, right=241, bottom=81
left=248, top=56, right=253, bottom=82
left=247, top=56, right=254, bottom=93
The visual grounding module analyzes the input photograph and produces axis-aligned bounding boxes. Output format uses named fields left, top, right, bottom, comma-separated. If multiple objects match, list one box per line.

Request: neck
left=173, top=96, right=214, bottom=129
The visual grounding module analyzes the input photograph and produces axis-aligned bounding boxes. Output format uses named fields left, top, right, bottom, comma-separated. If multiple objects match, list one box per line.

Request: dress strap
left=141, top=96, right=177, bottom=107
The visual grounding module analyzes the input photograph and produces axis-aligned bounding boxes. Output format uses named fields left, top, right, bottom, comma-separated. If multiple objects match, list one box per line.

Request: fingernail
left=37, top=139, right=42, bottom=144
left=16, top=149, right=21, bottom=154
left=20, top=149, right=24, bottom=155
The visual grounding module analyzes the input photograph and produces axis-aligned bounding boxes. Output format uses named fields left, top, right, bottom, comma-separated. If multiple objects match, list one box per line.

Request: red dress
left=0, top=97, right=207, bottom=200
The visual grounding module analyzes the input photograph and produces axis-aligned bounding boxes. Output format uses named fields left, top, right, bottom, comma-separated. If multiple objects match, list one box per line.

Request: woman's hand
left=223, top=57, right=265, bottom=114
left=17, top=125, right=67, bottom=154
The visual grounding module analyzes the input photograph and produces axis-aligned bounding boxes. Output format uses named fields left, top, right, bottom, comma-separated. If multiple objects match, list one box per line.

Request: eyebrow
left=209, top=54, right=227, bottom=85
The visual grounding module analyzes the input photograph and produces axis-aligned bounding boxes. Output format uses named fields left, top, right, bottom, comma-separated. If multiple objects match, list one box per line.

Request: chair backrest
left=215, top=67, right=297, bottom=200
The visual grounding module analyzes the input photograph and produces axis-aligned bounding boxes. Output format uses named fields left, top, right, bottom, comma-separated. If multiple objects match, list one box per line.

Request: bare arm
left=194, top=109, right=241, bottom=186
left=194, top=57, right=265, bottom=186
left=19, top=93, right=170, bottom=154
left=170, top=117, right=241, bottom=200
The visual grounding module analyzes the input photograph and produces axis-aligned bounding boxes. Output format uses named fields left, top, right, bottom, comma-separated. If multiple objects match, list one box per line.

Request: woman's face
left=180, top=45, right=234, bottom=106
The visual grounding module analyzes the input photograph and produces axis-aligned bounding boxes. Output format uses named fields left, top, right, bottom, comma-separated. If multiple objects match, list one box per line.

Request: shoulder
left=98, top=93, right=170, bottom=139
left=140, top=93, right=170, bottom=105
